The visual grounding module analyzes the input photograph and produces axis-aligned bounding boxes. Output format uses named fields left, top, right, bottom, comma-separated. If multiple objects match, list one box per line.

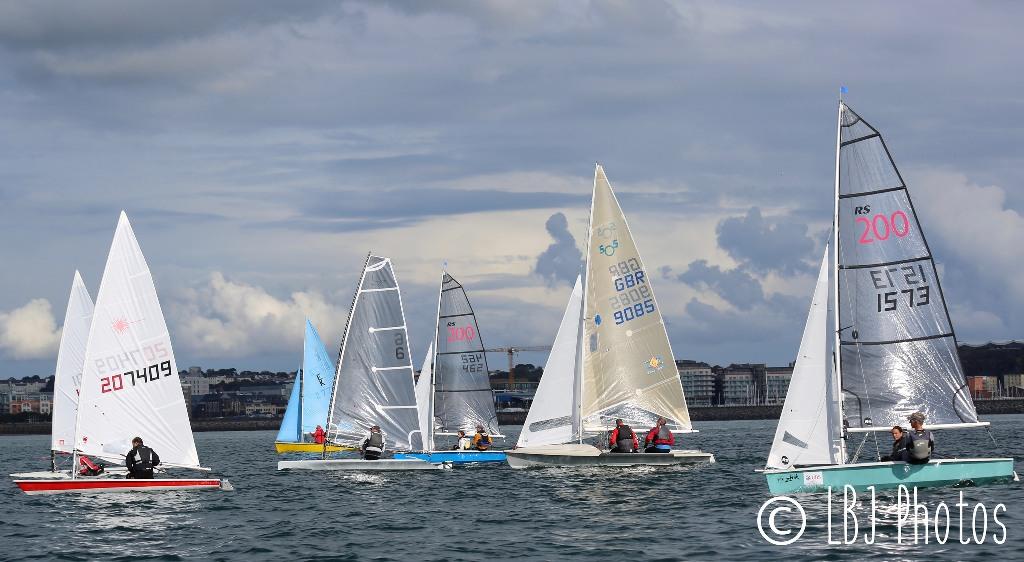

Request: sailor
left=905, top=412, right=934, bottom=465
left=125, top=437, right=161, bottom=479
left=472, top=424, right=493, bottom=451
left=361, top=425, right=385, bottom=460
left=452, top=430, right=472, bottom=451
left=880, top=426, right=908, bottom=462
left=644, top=417, right=675, bottom=453
left=312, top=425, right=326, bottom=445
left=609, top=418, right=639, bottom=453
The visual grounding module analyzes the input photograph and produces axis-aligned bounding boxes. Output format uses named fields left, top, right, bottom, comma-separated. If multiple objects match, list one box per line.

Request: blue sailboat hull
left=394, top=451, right=507, bottom=464
left=764, top=458, right=1017, bottom=495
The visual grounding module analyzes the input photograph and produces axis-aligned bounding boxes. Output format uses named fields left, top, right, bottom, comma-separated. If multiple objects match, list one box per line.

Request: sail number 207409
left=608, top=258, right=655, bottom=325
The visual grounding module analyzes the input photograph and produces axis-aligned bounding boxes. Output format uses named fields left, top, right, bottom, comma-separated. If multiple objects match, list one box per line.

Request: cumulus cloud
left=168, top=272, right=349, bottom=359
left=534, top=212, right=582, bottom=287
left=0, top=299, right=61, bottom=360
left=716, top=207, right=815, bottom=275
left=670, top=259, right=764, bottom=310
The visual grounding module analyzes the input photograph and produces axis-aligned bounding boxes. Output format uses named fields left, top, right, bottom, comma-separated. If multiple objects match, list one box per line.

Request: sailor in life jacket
left=126, top=436, right=161, bottom=479
left=78, top=455, right=105, bottom=477
left=312, top=425, right=326, bottom=445
left=905, top=411, right=934, bottom=465
left=644, top=417, right=675, bottom=453
left=472, top=424, right=493, bottom=451
left=609, top=418, right=639, bottom=453
left=881, top=426, right=909, bottom=462
left=452, top=430, right=472, bottom=451
left=361, top=425, right=385, bottom=460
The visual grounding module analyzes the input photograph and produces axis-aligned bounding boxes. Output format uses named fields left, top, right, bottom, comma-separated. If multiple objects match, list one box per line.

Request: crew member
left=472, top=424, right=493, bottom=451
left=312, top=425, right=326, bottom=445
left=905, top=412, right=934, bottom=465
left=79, top=455, right=105, bottom=476
left=126, top=437, right=160, bottom=479
left=880, top=426, right=907, bottom=462
left=644, top=417, right=675, bottom=453
left=361, top=425, right=385, bottom=460
left=609, top=418, right=639, bottom=453
left=452, top=430, right=472, bottom=451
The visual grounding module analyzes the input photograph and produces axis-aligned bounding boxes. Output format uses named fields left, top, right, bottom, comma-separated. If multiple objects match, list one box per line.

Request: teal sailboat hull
left=394, top=450, right=506, bottom=464
left=764, top=458, right=1017, bottom=495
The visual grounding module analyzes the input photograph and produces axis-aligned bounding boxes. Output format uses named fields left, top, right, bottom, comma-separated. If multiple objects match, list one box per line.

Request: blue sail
left=300, top=319, right=335, bottom=436
left=276, top=370, right=302, bottom=443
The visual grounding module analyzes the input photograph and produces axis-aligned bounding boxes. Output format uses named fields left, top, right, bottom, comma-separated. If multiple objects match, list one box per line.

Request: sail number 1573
left=871, top=264, right=931, bottom=313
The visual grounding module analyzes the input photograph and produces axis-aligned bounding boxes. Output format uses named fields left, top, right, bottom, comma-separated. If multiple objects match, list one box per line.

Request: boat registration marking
left=803, top=471, right=824, bottom=486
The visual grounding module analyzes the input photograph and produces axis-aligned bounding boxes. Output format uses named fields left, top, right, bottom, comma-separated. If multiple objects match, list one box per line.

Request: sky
left=1, top=1, right=1022, bottom=377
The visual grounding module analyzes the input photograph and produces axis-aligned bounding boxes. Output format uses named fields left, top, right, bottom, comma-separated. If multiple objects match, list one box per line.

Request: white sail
left=51, top=271, right=94, bottom=454
left=74, top=212, right=201, bottom=469
left=766, top=247, right=840, bottom=469
left=326, top=255, right=422, bottom=451
left=415, top=339, right=435, bottom=452
left=581, top=165, right=691, bottom=431
left=517, top=276, right=582, bottom=448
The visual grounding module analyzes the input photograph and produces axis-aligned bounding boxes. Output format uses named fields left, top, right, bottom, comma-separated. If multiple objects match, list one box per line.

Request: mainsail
left=51, top=271, right=94, bottom=454
left=299, top=320, right=334, bottom=434
left=517, top=276, right=582, bottom=448
left=432, top=272, right=499, bottom=434
left=581, top=165, right=691, bottom=431
left=326, top=255, right=423, bottom=451
left=766, top=248, right=842, bottom=469
left=836, top=103, right=976, bottom=429
left=74, top=212, right=202, bottom=469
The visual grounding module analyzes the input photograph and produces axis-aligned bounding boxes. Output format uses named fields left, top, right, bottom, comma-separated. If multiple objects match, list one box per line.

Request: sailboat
left=762, top=101, right=1017, bottom=494
left=278, top=254, right=441, bottom=471
left=13, top=212, right=227, bottom=494
left=274, top=319, right=350, bottom=453
left=506, top=165, right=715, bottom=468
left=395, top=271, right=507, bottom=464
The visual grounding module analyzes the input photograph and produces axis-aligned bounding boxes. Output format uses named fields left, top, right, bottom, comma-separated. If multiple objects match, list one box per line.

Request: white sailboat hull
left=277, top=458, right=445, bottom=471
left=505, top=444, right=715, bottom=469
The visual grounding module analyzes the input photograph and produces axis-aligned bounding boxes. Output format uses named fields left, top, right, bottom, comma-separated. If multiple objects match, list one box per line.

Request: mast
left=323, top=251, right=371, bottom=459
left=428, top=268, right=443, bottom=451
left=831, top=99, right=848, bottom=464
left=296, top=367, right=303, bottom=442
left=573, top=165, right=599, bottom=443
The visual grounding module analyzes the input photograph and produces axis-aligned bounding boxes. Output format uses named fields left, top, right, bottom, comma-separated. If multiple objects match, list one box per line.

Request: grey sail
left=836, top=103, right=976, bottom=429
left=326, top=255, right=423, bottom=450
left=433, top=272, right=500, bottom=434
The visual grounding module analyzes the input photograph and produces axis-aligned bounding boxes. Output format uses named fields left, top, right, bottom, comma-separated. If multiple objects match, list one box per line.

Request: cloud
left=168, top=272, right=349, bottom=359
left=715, top=207, right=815, bottom=275
left=0, top=299, right=61, bottom=360
left=534, top=212, right=582, bottom=287
left=671, top=259, right=764, bottom=310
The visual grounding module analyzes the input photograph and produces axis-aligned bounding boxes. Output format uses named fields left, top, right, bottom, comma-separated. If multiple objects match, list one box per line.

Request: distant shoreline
left=3, top=400, right=1022, bottom=435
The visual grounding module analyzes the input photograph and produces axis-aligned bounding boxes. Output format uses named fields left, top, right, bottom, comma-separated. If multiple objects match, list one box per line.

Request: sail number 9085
left=613, top=300, right=655, bottom=325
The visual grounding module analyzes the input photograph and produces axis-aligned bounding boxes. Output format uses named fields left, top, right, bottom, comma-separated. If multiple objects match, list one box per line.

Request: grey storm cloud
left=534, top=212, right=582, bottom=287
left=671, top=260, right=765, bottom=311
left=716, top=207, right=816, bottom=275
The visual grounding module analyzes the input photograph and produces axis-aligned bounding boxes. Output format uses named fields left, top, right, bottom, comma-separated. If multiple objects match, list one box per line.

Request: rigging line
left=841, top=333, right=954, bottom=346
left=838, top=226, right=875, bottom=429
left=837, top=186, right=905, bottom=199
left=839, top=255, right=930, bottom=270
left=840, top=132, right=880, bottom=147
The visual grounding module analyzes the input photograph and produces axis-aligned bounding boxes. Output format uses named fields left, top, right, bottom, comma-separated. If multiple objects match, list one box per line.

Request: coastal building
left=765, top=365, right=794, bottom=405
left=1004, top=374, right=1024, bottom=394
left=720, top=370, right=757, bottom=405
left=966, top=376, right=999, bottom=399
left=676, top=360, right=714, bottom=406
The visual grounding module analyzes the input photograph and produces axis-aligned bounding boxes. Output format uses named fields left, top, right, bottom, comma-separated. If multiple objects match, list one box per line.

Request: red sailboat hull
left=14, top=478, right=223, bottom=495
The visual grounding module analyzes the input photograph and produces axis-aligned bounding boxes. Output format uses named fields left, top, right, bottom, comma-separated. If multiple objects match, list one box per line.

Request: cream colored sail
left=580, top=165, right=691, bottom=432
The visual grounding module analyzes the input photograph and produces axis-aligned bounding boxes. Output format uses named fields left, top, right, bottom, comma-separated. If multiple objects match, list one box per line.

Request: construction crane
left=484, top=346, right=552, bottom=389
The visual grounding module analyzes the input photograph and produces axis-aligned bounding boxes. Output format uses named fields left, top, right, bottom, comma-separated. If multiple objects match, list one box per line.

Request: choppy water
left=3, top=416, right=1023, bottom=561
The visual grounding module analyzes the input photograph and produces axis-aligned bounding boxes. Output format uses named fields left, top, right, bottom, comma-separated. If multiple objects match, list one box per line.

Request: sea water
left=2, top=416, right=1022, bottom=560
